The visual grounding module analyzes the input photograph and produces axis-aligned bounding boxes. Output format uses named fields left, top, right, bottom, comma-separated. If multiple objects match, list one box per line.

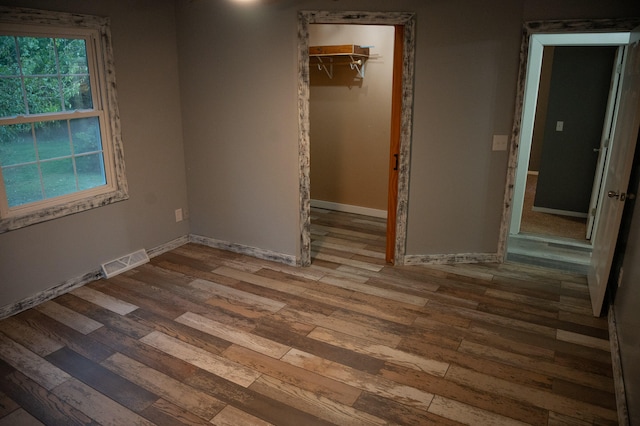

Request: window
left=0, top=7, right=127, bottom=232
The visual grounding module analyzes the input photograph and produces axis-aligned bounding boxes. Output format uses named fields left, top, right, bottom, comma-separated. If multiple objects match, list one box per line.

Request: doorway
left=297, top=11, right=416, bottom=267
left=500, top=19, right=640, bottom=273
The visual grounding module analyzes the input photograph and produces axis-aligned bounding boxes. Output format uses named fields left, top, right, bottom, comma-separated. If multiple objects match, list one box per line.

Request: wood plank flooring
left=0, top=208, right=617, bottom=425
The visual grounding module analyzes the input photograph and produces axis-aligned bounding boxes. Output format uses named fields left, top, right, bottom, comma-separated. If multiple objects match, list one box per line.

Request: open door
left=586, top=47, right=626, bottom=239
left=588, top=27, right=640, bottom=316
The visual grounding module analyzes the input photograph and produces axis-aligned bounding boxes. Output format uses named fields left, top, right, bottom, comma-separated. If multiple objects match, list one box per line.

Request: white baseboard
left=532, top=206, right=588, bottom=218
left=311, top=199, right=387, bottom=219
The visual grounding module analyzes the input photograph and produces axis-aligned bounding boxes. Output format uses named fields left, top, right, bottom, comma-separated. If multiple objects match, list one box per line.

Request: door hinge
left=591, top=207, right=597, bottom=217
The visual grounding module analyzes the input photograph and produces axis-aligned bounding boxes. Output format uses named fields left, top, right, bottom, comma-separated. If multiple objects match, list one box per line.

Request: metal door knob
left=608, top=190, right=620, bottom=199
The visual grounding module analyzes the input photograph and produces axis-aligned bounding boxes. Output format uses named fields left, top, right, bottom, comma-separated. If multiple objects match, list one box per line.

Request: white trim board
left=311, top=199, right=387, bottom=219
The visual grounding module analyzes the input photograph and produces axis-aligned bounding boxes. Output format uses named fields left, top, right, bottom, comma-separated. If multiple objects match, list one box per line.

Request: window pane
left=2, top=163, right=43, bottom=207
left=0, top=124, right=36, bottom=166
left=0, top=36, right=20, bottom=75
left=34, top=120, right=71, bottom=160
left=56, top=38, right=88, bottom=74
left=62, top=75, right=93, bottom=110
left=41, top=158, right=76, bottom=198
left=24, top=77, right=63, bottom=114
left=17, top=36, right=57, bottom=75
left=0, top=77, right=26, bottom=117
left=76, top=153, right=106, bottom=190
left=70, top=117, right=101, bottom=153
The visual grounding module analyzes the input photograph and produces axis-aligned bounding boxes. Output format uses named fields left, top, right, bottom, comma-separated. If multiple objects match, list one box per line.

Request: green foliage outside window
left=0, top=34, right=106, bottom=208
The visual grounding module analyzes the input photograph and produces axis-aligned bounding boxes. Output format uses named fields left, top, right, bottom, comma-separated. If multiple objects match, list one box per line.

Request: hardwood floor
left=0, top=208, right=617, bottom=425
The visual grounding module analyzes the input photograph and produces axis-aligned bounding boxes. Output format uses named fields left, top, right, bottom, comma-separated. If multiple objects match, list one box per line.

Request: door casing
left=498, top=18, right=640, bottom=260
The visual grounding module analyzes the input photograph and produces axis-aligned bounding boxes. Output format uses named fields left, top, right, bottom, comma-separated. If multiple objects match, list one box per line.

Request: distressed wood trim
left=498, top=17, right=640, bottom=261
left=0, top=235, right=188, bottom=319
left=0, top=6, right=128, bottom=233
left=298, top=10, right=416, bottom=267
left=189, top=234, right=298, bottom=266
left=609, top=304, right=630, bottom=426
left=146, top=235, right=189, bottom=258
left=404, top=252, right=500, bottom=266
left=0, top=270, right=101, bottom=320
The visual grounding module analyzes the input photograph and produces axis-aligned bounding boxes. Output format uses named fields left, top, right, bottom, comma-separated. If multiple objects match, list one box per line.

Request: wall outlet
left=556, top=121, right=564, bottom=131
left=492, top=135, right=508, bottom=151
left=175, top=208, right=183, bottom=222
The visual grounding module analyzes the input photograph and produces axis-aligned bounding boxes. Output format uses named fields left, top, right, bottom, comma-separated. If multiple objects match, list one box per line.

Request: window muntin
left=0, top=9, right=128, bottom=232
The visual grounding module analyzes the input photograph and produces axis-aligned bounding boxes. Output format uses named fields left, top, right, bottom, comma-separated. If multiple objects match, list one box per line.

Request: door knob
left=608, top=190, right=620, bottom=199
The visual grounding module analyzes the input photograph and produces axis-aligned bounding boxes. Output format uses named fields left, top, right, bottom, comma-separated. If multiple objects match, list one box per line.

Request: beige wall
left=309, top=25, right=394, bottom=211
left=0, top=0, right=189, bottom=307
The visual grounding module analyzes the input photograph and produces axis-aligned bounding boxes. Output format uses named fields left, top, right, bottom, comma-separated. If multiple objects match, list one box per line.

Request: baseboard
left=403, top=252, right=500, bottom=265
left=0, top=270, right=101, bottom=320
left=531, top=206, right=588, bottom=218
left=189, top=234, right=298, bottom=266
left=609, top=305, right=630, bottom=426
left=0, top=235, right=190, bottom=320
left=311, top=199, right=387, bottom=219
left=147, top=235, right=189, bottom=258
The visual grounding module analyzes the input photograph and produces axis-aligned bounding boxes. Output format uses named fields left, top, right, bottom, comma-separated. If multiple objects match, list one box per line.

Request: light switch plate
left=556, top=121, right=564, bottom=131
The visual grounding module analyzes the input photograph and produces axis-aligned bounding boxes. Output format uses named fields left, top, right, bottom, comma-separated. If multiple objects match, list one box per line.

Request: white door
left=586, top=47, right=625, bottom=240
left=588, top=27, right=640, bottom=317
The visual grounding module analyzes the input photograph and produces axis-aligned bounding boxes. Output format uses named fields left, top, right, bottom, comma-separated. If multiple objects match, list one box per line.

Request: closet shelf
left=309, top=44, right=370, bottom=79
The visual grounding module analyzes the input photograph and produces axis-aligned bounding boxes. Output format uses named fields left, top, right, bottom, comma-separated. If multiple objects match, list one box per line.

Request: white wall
left=0, top=0, right=189, bottom=308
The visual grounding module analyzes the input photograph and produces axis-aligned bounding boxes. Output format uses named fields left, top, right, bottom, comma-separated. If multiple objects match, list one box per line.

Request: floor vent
left=100, top=249, right=149, bottom=279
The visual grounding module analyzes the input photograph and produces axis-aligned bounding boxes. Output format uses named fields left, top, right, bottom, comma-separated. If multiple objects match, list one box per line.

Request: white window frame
left=0, top=7, right=128, bottom=233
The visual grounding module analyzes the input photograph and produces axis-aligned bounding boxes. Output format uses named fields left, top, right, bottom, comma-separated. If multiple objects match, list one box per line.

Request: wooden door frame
left=498, top=18, right=640, bottom=262
left=385, top=25, right=405, bottom=263
left=297, top=11, right=416, bottom=266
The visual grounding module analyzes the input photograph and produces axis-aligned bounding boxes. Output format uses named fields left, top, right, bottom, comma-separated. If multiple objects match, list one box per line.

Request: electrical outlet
left=492, top=135, right=508, bottom=151
left=175, top=208, right=183, bottom=222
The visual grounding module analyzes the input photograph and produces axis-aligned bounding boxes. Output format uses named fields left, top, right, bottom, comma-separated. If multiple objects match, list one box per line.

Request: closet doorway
left=297, top=11, right=416, bottom=267
left=308, top=24, right=394, bottom=264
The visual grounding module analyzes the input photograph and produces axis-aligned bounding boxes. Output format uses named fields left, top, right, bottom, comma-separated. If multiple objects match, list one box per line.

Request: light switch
left=492, top=135, right=508, bottom=151
left=556, top=121, right=564, bottom=131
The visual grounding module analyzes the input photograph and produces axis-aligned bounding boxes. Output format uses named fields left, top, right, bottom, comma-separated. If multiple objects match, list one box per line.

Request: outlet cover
left=492, top=135, right=508, bottom=151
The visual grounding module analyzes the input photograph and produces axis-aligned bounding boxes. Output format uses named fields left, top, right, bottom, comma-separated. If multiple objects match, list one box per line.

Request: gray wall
left=176, top=0, right=640, bottom=258
left=0, top=0, right=190, bottom=307
left=2, top=0, right=640, bottom=309
left=534, top=46, right=617, bottom=215
left=615, top=170, right=640, bottom=424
